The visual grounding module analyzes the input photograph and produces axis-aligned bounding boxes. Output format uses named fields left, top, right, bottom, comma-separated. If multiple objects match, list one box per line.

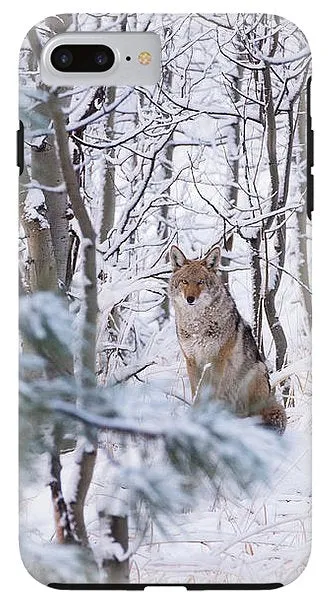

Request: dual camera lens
left=55, top=49, right=73, bottom=68
left=51, top=45, right=115, bottom=72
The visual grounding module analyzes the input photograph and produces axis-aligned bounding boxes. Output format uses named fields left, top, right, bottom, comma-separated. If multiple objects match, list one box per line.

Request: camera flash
left=138, top=51, right=152, bottom=65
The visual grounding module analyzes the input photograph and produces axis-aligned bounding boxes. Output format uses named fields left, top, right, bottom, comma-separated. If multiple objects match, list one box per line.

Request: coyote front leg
left=185, top=357, right=201, bottom=398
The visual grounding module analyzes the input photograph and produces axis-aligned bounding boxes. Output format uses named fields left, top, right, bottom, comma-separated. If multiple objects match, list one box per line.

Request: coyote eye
left=181, top=279, right=188, bottom=285
left=198, top=280, right=205, bottom=285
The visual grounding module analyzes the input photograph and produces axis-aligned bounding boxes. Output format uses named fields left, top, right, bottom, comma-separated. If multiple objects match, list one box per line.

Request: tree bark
left=30, top=137, right=71, bottom=285
left=19, top=163, right=58, bottom=292
left=262, top=64, right=288, bottom=371
left=49, top=423, right=76, bottom=544
left=24, top=26, right=71, bottom=290
left=99, top=87, right=116, bottom=243
left=99, top=486, right=130, bottom=583
left=49, top=93, right=98, bottom=548
left=221, top=64, right=243, bottom=287
left=67, top=439, right=97, bottom=546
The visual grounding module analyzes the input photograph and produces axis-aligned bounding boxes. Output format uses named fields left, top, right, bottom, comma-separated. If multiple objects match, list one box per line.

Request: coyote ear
left=170, top=246, right=187, bottom=271
left=204, top=246, right=221, bottom=270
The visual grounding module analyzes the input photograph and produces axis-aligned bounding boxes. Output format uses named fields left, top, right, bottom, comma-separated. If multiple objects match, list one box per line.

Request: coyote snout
left=177, top=279, right=204, bottom=305
left=169, top=245, right=287, bottom=434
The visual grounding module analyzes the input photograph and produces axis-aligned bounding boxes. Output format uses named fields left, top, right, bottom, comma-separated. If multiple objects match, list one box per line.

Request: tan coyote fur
left=169, top=245, right=287, bottom=434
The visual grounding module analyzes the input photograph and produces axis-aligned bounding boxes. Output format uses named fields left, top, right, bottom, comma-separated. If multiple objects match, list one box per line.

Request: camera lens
left=51, top=47, right=73, bottom=70
left=50, top=44, right=115, bottom=72
left=58, top=51, right=72, bottom=66
left=94, top=51, right=108, bottom=66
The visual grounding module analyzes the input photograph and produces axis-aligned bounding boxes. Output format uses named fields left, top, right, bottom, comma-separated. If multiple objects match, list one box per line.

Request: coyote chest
left=177, top=306, right=227, bottom=367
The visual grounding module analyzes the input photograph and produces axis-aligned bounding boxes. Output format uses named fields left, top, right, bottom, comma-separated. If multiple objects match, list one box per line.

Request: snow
left=255, top=47, right=311, bottom=65
left=20, top=292, right=73, bottom=350
left=23, top=185, right=49, bottom=229
left=20, top=427, right=311, bottom=585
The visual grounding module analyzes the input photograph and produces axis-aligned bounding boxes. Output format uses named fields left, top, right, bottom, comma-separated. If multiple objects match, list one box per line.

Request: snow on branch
left=46, top=395, right=285, bottom=495
left=20, top=292, right=73, bottom=374
left=255, top=47, right=311, bottom=65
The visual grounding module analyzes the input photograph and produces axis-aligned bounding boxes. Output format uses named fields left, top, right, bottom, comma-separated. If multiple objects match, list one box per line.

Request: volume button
left=17, top=120, right=24, bottom=175
left=307, top=173, right=314, bottom=220
left=308, top=128, right=314, bottom=168
left=306, top=77, right=313, bottom=218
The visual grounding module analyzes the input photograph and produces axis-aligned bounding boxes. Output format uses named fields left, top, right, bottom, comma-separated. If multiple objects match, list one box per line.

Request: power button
left=307, top=77, right=313, bottom=219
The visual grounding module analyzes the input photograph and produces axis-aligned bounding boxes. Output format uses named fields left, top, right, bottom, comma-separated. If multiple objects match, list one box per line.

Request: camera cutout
left=41, top=32, right=161, bottom=86
left=50, top=45, right=115, bottom=72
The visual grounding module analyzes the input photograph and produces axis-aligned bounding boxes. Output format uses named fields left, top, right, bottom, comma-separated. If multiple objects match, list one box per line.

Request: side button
left=308, top=128, right=314, bottom=168
left=306, top=77, right=313, bottom=219
left=307, top=173, right=313, bottom=220
left=17, top=120, right=24, bottom=175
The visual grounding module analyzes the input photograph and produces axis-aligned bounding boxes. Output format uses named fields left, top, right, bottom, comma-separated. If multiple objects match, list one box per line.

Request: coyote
left=169, top=245, right=287, bottom=434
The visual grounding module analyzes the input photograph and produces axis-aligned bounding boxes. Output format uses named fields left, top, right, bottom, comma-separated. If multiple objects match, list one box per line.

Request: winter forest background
left=19, top=13, right=311, bottom=586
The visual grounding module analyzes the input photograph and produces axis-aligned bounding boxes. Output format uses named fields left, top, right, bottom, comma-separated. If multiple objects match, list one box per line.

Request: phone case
left=19, top=13, right=312, bottom=589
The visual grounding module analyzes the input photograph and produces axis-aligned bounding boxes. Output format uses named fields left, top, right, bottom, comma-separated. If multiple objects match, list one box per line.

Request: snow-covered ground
left=20, top=351, right=311, bottom=585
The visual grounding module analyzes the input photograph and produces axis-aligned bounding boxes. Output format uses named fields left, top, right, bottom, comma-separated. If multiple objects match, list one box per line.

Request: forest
left=19, top=13, right=311, bottom=585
